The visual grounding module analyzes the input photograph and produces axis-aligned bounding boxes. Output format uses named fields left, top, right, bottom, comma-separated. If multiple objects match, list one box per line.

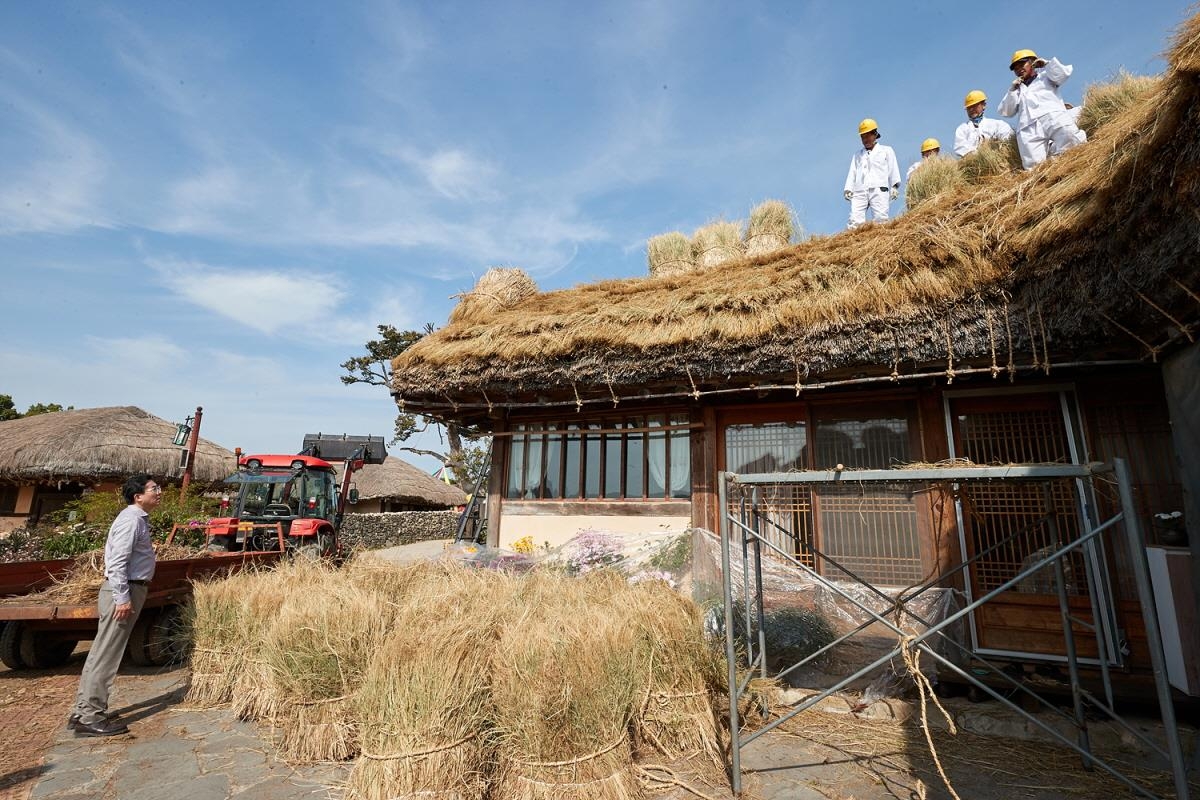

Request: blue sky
left=0, top=1, right=1183, bottom=472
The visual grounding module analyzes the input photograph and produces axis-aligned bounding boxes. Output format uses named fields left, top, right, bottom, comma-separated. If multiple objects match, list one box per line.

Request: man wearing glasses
left=69, top=474, right=161, bottom=736
left=998, top=49, right=1087, bottom=169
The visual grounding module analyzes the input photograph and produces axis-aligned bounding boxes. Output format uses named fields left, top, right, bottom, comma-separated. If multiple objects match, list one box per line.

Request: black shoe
left=72, top=718, right=130, bottom=737
left=66, top=711, right=117, bottom=731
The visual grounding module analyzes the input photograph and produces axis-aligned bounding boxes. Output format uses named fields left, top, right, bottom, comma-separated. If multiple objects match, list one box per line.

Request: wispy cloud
left=147, top=256, right=421, bottom=344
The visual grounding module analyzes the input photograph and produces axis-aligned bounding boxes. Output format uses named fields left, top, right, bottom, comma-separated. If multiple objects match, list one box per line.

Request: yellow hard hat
left=921, top=138, right=941, bottom=153
left=1009, top=49, right=1038, bottom=69
left=963, top=89, right=987, bottom=108
left=858, top=118, right=879, bottom=136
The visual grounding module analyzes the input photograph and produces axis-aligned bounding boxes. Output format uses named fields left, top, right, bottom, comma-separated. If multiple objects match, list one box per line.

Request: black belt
left=128, top=579, right=150, bottom=586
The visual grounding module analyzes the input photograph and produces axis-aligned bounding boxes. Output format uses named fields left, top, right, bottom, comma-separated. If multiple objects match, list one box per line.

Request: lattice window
left=723, top=406, right=921, bottom=586
left=816, top=485, right=924, bottom=586
left=952, top=395, right=1089, bottom=597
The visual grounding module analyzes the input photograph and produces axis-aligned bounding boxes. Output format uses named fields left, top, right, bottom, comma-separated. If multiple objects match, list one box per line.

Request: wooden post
left=180, top=406, right=203, bottom=495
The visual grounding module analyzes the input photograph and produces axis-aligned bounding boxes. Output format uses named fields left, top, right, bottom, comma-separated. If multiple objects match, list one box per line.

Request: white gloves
left=889, top=187, right=899, bottom=201
left=844, top=189, right=853, bottom=201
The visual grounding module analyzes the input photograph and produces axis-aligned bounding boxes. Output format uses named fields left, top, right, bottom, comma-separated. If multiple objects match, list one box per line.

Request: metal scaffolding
left=719, top=459, right=1190, bottom=799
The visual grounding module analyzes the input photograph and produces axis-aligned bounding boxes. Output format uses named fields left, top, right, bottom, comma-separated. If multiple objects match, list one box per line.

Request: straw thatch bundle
left=744, top=200, right=798, bottom=257
left=0, top=406, right=235, bottom=485
left=957, top=138, right=1021, bottom=184
left=625, top=580, right=724, bottom=764
left=185, top=569, right=264, bottom=707
left=905, top=157, right=967, bottom=210
left=266, top=574, right=391, bottom=762
left=448, top=268, right=538, bottom=325
left=347, top=567, right=506, bottom=800
left=691, top=221, right=743, bottom=269
left=490, top=571, right=643, bottom=800
left=1077, top=70, right=1161, bottom=136
left=647, top=232, right=695, bottom=278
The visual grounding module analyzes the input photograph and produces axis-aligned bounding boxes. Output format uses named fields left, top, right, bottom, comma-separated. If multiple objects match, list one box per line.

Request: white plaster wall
left=497, top=514, right=691, bottom=549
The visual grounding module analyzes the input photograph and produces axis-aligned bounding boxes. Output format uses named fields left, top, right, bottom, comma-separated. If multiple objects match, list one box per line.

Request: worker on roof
left=843, top=118, right=901, bottom=230
left=906, top=138, right=942, bottom=180
left=954, top=90, right=1014, bottom=157
left=997, top=50, right=1086, bottom=169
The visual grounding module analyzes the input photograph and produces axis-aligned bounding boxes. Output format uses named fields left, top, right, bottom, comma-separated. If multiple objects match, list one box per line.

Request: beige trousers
left=72, top=581, right=148, bottom=724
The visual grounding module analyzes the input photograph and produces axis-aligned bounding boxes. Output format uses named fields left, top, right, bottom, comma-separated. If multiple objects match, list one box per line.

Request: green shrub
left=648, top=533, right=692, bottom=572
left=40, top=526, right=106, bottom=558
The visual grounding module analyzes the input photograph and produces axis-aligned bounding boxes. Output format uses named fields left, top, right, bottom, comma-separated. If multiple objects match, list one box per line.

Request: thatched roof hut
left=390, top=14, right=1200, bottom=427
left=338, top=456, right=466, bottom=510
left=0, top=406, right=235, bottom=485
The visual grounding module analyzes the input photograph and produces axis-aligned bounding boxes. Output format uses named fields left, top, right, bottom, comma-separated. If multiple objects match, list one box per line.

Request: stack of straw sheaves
left=647, top=200, right=800, bottom=276
left=184, top=558, right=724, bottom=800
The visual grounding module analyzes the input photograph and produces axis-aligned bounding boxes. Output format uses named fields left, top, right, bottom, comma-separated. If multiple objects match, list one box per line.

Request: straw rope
left=513, top=772, right=626, bottom=789
left=636, top=764, right=720, bottom=800
left=899, top=636, right=961, bottom=800
left=359, top=733, right=477, bottom=762
left=293, top=692, right=353, bottom=707
left=508, top=735, right=625, bottom=768
left=1127, top=284, right=1194, bottom=342
left=1172, top=277, right=1200, bottom=305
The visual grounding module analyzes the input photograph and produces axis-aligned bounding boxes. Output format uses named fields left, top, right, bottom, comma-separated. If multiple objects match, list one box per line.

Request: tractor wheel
left=296, top=533, right=334, bottom=561
left=6, top=623, right=76, bottom=670
left=0, top=622, right=26, bottom=670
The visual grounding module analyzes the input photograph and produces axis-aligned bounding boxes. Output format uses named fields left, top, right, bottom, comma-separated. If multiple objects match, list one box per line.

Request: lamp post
left=179, top=406, right=203, bottom=495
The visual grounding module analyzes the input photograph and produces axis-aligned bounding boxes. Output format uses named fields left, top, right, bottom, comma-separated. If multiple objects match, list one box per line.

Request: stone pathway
left=27, top=666, right=348, bottom=800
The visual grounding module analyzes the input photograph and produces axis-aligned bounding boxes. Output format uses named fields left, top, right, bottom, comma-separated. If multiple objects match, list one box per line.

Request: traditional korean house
left=0, top=406, right=236, bottom=533
left=337, top=455, right=467, bottom=513
left=389, top=19, right=1200, bottom=685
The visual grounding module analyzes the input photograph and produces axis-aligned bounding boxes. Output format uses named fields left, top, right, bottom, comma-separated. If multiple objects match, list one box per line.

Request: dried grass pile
left=691, top=220, right=743, bottom=269
left=647, top=232, right=694, bottom=278
left=347, top=566, right=506, bottom=800
left=448, top=267, right=538, bottom=325
left=490, top=571, right=644, bottom=800
left=185, top=569, right=264, bottom=706
left=744, top=200, right=798, bottom=257
left=905, top=157, right=967, bottom=210
left=186, top=559, right=728, bottom=797
left=265, top=571, right=391, bottom=762
left=1077, top=70, right=1161, bottom=136
left=624, top=579, right=723, bottom=763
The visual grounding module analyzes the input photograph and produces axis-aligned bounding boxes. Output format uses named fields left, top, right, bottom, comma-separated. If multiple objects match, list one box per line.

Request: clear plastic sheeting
left=693, top=526, right=967, bottom=696
left=440, top=527, right=695, bottom=587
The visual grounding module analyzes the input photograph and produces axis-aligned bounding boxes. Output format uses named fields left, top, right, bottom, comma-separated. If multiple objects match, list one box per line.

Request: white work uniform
left=997, top=57, right=1087, bottom=169
left=953, top=117, right=1014, bottom=157
left=844, top=143, right=900, bottom=229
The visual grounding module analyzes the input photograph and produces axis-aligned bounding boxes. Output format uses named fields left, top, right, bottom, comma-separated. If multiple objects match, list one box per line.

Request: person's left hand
left=889, top=187, right=899, bottom=201
left=114, top=602, right=133, bottom=621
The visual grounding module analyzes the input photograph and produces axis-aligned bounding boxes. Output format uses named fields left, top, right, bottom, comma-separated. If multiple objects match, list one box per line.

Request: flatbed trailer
left=0, top=548, right=282, bottom=670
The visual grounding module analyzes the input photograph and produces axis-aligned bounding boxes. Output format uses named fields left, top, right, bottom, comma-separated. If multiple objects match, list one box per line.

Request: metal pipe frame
left=720, top=459, right=1190, bottom=800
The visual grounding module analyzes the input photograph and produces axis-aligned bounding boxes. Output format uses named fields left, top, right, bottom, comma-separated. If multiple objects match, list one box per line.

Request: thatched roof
left=339, top=456, right=467, bottom=507
left=0, top=406, right=235, bottom=485
left=392, top=13, right=1200, bottom=423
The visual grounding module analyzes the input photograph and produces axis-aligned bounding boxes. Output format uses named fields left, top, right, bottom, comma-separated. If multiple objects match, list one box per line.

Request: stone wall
left=339, top=510, right=459, bottom=551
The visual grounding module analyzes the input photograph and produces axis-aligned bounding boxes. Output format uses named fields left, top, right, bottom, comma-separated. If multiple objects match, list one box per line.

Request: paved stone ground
left=3, top=658, right=348, bottom=800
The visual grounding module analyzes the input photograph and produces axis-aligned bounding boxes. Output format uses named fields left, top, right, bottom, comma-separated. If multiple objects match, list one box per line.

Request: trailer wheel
left=126, top=606, right=189, bottom=666
left=148, top=605, right=190, bottom=665
left=125, top=613, right=155, bottom=666
left=0, top=622, right=26, bottom=670
left=2, top=622, right=76, bottom=670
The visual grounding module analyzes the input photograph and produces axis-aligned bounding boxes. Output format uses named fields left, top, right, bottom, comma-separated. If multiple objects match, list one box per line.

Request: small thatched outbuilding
left=338, top=456, right=467, bottom=513
left=0, top=405, right=235, bottom=531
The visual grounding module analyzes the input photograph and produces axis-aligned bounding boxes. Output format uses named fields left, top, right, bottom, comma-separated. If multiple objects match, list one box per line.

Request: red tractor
left=203, top=434, right=385, bottom=558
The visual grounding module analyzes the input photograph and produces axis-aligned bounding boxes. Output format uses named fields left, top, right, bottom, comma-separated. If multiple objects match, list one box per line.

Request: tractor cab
left=204, top=435, right=384, bottom=557
left=207, top=455, right=342, bottom=554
